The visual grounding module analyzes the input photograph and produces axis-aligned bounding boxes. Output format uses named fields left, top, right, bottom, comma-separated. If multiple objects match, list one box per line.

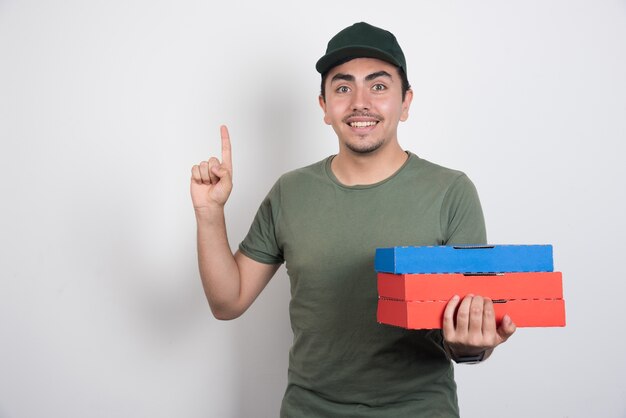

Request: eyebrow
left=365, top=71, right=393, bottom=81
left=330, top=70, right=393, bottom=84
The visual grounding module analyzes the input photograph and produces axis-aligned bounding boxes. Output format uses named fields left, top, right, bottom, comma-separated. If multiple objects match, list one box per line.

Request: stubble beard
left=344, top=136, right=385, bottom=154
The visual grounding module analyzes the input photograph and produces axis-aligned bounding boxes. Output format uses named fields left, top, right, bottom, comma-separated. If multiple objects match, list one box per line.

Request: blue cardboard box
left=374, top=244, right=553, bottom=274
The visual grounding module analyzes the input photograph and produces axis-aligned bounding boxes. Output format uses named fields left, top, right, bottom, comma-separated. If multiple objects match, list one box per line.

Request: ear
left=319, top=94, right=331, bottom=125
left=400, top=88, right=413, bottom=122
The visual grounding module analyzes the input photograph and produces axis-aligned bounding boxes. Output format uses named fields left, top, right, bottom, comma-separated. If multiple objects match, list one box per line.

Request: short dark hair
left=320, top=64, right=411, bottom=102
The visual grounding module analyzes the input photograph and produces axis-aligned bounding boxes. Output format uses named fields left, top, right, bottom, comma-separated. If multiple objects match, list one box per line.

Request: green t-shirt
left=239, top=152, right=486, bottom=417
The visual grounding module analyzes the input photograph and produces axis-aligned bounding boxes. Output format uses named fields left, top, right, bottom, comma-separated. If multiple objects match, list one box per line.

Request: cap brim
left=315, top=46, right=403, bottom=74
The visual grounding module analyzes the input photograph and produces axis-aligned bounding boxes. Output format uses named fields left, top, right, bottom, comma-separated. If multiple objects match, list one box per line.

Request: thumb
left=211, top=165, right=232, bottom=184
left=496, top=314, right=517, bottom=343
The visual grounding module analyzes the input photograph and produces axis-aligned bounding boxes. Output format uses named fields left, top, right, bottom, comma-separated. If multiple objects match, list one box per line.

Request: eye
left=372, top=83, right=387, bottom=92
left=336, top=85, right=351, bottom=94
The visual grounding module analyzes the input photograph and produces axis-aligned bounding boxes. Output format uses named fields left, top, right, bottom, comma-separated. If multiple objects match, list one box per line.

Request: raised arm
left=191, top=125, right=280, bottom=320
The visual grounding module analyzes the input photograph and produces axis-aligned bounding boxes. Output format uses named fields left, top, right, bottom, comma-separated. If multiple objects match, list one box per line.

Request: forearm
left=195, top=205, right=242, bottom=319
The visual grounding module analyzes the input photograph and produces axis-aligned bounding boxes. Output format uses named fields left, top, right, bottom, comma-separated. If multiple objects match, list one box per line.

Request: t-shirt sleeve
left=238, top=180, right=285, bottom=265
left=440, top=173, right=487, bottom=245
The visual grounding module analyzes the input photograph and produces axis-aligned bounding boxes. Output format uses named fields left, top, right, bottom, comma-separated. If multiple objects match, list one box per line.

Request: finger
left=208, top=157, right=220, bottom=184
left=191, top=165, right=202, bottom=183
left=199, top=161, right=211, bottom=184
left=442, top=295, right=460, bottom=339
left=220, top=125, right=232, bottom=172
left=468, top=295, right=484, bottom=335
left=496, top=314, right=517, bottom=343
left=455, top=294, right=474, bottom=333
left=481, top=298, right=497, bottom=339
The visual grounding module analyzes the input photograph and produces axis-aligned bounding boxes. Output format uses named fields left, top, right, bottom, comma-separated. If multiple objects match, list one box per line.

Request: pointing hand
left=191, top=125, right=233, bottom=210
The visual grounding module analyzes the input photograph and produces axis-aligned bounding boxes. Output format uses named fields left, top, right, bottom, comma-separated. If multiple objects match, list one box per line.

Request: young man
left=191, top=22, right=516, bottom=417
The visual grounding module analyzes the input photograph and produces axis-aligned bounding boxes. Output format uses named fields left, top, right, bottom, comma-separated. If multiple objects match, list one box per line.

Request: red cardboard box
left=377, top=272, right=565, bottom=329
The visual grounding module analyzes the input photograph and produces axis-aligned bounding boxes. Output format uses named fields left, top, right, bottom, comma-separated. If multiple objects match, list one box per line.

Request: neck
left=331, top=142, right=408, bottom=186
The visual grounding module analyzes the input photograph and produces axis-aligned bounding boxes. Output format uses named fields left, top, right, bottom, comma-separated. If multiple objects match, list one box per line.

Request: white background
left=1, top=1, right=625, bottom=417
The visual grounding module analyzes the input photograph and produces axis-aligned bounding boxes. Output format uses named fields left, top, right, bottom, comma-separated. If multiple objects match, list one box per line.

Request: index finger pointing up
left=220, top=125, right=232, bottom=170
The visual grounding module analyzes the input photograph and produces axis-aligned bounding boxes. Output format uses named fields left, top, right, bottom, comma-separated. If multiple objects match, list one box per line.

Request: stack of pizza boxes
left=375, top=245, right=566, bottom=329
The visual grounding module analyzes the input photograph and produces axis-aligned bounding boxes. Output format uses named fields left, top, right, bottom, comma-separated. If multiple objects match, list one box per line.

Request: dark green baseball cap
left=315, top=22, right=407, bottom=75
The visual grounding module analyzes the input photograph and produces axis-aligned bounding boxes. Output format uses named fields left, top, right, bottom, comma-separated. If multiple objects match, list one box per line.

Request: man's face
left=319, top=57, right=412, bottom=155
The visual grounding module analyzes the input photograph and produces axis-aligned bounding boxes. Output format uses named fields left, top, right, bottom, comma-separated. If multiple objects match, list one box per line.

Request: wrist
left=194, top=204, right=225, bottom=221
left=453, top=350, right=485, bottom=364
left=445, top=343, right=486, bottom=364
left=450, top=347, right=485, bottom=359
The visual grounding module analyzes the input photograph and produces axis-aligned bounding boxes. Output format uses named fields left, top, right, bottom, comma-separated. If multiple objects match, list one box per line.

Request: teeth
left=350, top=121, right=377, bottom=128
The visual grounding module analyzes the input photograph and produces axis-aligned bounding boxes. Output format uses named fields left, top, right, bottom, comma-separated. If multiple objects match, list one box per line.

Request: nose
left=351, top=85, right=371, bottom=111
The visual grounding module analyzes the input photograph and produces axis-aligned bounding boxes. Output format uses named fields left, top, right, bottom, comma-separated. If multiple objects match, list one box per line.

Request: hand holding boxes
left=375, top=245, right=566, bottom=329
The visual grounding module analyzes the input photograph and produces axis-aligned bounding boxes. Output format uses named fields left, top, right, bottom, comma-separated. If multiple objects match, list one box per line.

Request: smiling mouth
left=349, top=121, right=378, bottom=128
